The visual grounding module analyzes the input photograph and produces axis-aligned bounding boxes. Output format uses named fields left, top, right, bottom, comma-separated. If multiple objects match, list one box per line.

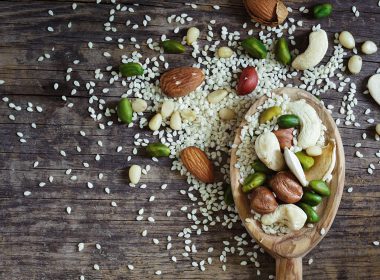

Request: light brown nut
left=132, top=98, right=147, bottom=113
left=160, top=67, right=205, bottom=98
left=219, top=108, right=236, bottom=121
left=170, top=111, right=182, bottom=130
left=217, top=47, right=234, bottom=58
left=148, top=113, right=162, bottom=131
left=273, top=128, right=293, bottom=149
left=180, top=109, right=196, bottom=122
left=161, top=100, right=175, bottom=119
left=180, top=146, right=215, bottom=183
left=269, top=171, right=303, bottom=203
left=250, top=186, right=278, bottom=214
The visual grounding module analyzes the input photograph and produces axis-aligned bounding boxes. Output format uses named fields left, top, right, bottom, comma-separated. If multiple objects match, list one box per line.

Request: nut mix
left=239, top=94, right=335, bottom=234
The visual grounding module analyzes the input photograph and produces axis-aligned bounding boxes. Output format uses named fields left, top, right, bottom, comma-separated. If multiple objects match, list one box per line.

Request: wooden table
left=0, top=0, right=379, bottom=279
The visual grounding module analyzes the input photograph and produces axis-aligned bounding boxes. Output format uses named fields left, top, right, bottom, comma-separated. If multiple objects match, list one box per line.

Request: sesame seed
left=78, top=243, right=84, bottom=251
left=23, top=191, right=31, bottom=196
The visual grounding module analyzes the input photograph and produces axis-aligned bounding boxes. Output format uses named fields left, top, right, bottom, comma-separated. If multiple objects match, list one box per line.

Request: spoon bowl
left=230, top=88, right=345, bottom=279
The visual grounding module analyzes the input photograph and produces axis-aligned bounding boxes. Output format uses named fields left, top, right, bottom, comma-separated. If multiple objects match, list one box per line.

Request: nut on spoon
left=230, top=87, right=345, bottom=279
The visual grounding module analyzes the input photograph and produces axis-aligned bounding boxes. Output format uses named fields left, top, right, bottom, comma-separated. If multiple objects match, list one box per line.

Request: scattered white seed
left=24, top=191, right=31, bottom=196
left=78, top=243, right=84, bottom=252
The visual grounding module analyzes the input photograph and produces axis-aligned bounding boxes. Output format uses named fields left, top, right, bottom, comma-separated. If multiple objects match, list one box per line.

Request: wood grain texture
left=276, top=257, right=302, bottom=280
left=0, top=0, right=380, bottom=279
left=230, top=88, right=345, bottom=279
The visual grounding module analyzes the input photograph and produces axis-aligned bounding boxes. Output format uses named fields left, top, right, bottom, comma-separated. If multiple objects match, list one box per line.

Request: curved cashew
left=261, top=204, right=307, bottom=231
left=286, top=100, right=322, bottom=149
left=292, top=29, right=328, bottom=70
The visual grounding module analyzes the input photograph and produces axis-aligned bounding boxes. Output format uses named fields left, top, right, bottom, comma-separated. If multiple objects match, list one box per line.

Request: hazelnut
left=250, top=186, right=278, bottom=214
left=270, top=171, right=303, bottom=203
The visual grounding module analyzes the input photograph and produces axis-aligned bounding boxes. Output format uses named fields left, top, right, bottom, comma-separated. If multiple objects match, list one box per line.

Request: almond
left=180, top=146, right=215, bottom=183
left=160, top=67, right=205, bottom=98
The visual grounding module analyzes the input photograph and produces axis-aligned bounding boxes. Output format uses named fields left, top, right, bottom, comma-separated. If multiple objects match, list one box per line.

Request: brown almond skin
left=160, top=67, right=205, bottom=98
left=273, top=128, right=294, bottom=149
left=243, top=0, right=288, bottom=27
left=250, top=186, right=278, bottom=214
left=270, top=171, right=303, bottom=203
left=180, top=146, right=215, bottom=183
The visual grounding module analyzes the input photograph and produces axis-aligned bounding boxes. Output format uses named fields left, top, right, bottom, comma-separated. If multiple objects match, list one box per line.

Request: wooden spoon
left=230, top=87, right=345, bottom=280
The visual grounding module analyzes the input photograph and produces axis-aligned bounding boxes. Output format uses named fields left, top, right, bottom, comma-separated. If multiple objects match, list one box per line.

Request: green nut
left=119, top=62, right=144, bottom=77
left=146, top=143, right=171, bottom=157
left=224, top=185, right=234, bottom=206
left=313, top=3, right=333, bottom=19
left=241, top=37, right=267, bottom=59
left=301, top=191, right=322, bottom=206
left=275, top=38, right=292, bottom=65
left=242, top=172, right=266, bottom=193
left=259, top=106, right=282, bottom=124
left=295, top=151, right=315, bottom=171
left=298, top=202, right=320, bottom=223
left=251, top=159, right=274, bottom=174
left=117, top=98, right=133, bottom=124
left=161, top=40, right=186, bottom=54
left=277, top=114, right=300, bottom=128
left=309, top=180, right=331, bottom=196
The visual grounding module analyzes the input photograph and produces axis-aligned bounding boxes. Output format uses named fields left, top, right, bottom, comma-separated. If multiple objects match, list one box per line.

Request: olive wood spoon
left=230, top=87, right=345, bottom=280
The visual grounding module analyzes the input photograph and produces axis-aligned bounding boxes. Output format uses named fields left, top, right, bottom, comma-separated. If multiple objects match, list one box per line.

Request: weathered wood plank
left=1, top=0, right=380, bottom=279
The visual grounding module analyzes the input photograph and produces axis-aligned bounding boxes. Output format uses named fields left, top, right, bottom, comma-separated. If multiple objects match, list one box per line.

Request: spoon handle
left=275, top=257, right=302, bottom=280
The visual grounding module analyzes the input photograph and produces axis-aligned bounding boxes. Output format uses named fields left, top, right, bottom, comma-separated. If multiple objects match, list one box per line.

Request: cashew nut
left=261, top=204, right=307, bottom=231
left=292, top=29, right=328, bottom=70
left=286, top=100, right=322, bottom=149
left=284, top=148, right=308, bottom=187
left=255, top=131, right=285, bottom=171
